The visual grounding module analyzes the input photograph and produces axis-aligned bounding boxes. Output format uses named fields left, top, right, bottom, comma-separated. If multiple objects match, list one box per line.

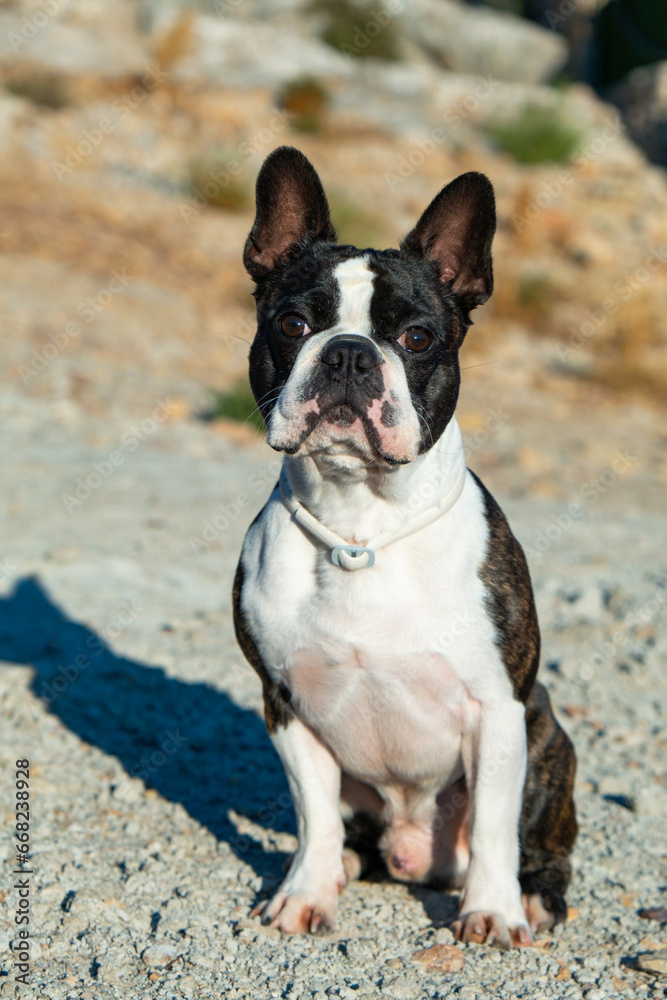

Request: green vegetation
left=190, top=151, right=251, bottom=211
left=328, top=190, right=386, bottom=249
left=311, top=0, right=402, bottom=61
left=278, top=76, right=329, bottom=133
left=204, top=380, right=265, bottom=431
left=6, top=73, right=71, bottom=110
left=487, top=104, right=582, bottom=165
left=476, top=0, right=522, bottom=12
left=517, top=272, right=555, bottom=311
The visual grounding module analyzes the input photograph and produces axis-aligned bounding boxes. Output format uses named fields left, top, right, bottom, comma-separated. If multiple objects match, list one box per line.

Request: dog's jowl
left=233, top=146, right=577, bottom=948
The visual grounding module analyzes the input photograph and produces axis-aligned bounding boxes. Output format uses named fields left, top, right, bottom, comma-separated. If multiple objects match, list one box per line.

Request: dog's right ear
left=243, top=146, right=337, bottom=282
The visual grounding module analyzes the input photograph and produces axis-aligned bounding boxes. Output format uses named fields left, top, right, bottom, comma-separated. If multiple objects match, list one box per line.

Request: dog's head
left=243, top=147, right=495, bottom=468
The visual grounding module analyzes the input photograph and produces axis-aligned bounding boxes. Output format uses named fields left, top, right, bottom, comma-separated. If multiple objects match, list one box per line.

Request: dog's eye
left=280, top=314, right=311, bottom=338
left=397, top=327, right=432, bottom=353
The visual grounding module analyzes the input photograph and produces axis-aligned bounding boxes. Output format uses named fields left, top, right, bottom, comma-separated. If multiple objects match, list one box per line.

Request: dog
left=233, top=146, right=577, bottom=949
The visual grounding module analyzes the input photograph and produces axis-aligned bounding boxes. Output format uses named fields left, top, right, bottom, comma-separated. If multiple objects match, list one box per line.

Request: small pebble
left=141, top=944, right=179, bottom=968
left=412, top=943, right=465, bottom=973
left=637, top=949, right=667, bottom=975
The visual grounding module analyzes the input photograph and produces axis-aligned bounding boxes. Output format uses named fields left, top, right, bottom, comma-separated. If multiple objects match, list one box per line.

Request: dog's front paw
left=451, top=911, right=532, bottom=950
left=251, top=864, right=345, bottom=934
left=251, top=888, right=339, bottom=933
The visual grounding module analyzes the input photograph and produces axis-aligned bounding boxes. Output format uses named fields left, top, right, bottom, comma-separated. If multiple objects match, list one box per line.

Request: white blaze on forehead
left=333, top=255, right=375, bottom=337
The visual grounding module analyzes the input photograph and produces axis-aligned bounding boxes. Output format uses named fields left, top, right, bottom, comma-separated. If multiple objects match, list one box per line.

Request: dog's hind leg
left=340, top=774, right=386, bottom=883
left=519, top=680, right=577, bottom=932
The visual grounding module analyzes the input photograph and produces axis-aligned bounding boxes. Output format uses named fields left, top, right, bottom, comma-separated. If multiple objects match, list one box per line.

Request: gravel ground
left=0, top=379, right=666, bottom=1000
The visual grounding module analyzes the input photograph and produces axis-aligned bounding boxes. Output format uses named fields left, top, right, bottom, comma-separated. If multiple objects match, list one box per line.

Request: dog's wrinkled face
left=244, top=147, right=496, bottom=467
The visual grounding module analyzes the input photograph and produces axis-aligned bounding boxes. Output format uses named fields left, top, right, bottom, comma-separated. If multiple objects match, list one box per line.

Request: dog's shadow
left=0, top=576, right=292, bottom=878
left=407, top=885, right=459, bottom=929
left=1, top=576, right=463, bottom=920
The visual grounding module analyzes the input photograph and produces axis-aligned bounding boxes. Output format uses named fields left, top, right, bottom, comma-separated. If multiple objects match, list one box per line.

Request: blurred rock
left=637, top=950, right=667, bottom=975
left=0, top=0, right=662, bottom=423
left=606, top=62, right=667, bottom=167
left=569, top=585, right=605, bottom=623
left=0, top=2, right=149, bottom=79
left=404, top=0, right=568, bottom=84
left=142, top=944, right=181, bottom=967
left=524, top=0, right=598, bottom=80
left=170, top=14, right=353, bottom=88
left=636, top=786, right=667, bottom=818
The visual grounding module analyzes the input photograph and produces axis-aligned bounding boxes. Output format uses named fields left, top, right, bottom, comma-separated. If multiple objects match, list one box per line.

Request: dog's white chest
left=241, top=468, right=506, bottom=797
left=285, top=640, right=480, bottom=788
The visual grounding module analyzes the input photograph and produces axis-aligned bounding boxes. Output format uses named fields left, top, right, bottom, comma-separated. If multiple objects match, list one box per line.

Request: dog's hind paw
left=522, top=892, right=557, bottom=934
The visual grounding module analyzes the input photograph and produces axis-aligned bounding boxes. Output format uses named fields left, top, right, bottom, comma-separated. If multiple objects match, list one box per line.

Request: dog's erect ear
left=244, top=146, right=337, bottom=282
left=401, top=172, right=496, bottom=313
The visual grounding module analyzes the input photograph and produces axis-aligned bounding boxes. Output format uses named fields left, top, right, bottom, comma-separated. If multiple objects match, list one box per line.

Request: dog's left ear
left=244, top=146, right=337, bottom=282
left=401, top=171, right=496, bottom=314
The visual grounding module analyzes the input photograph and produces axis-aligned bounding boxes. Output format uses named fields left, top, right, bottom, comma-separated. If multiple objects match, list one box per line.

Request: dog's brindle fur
left=233, top=557, right=294, bottom=733
left=233, top=147, right=577, bottom=945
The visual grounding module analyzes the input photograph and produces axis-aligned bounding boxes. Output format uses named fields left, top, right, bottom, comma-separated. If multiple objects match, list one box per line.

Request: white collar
left=279, top=462, right=467, bottom=571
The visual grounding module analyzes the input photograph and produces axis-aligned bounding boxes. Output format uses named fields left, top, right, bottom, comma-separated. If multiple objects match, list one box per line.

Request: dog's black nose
left=320, top=335, right=381, bottom=377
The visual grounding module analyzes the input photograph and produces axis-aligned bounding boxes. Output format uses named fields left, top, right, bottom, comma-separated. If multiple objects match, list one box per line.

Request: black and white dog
left=233, top=147, right=577, bottom=948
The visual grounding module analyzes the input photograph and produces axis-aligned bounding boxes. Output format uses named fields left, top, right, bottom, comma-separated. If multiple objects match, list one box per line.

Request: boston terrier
left=233, top=146, right=577, bottom=948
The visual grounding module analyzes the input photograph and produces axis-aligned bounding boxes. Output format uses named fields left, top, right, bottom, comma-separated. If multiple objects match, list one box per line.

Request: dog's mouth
left=321, top=403, right=361, bottom=428
left=294, top=400, right=413, bottom=466
left=307, top=398, right=381, bottom=446
left=290, top=399, right=371, bottom=450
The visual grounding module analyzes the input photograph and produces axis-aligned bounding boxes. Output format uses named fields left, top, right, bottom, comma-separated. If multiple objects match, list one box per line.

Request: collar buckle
left=331, top=544, right=375, bottom=570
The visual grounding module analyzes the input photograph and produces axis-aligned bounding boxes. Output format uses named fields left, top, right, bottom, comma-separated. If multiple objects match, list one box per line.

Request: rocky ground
left=0, top=358, right=665, bottom=1000
left=0, top=0, right=666, bottom=997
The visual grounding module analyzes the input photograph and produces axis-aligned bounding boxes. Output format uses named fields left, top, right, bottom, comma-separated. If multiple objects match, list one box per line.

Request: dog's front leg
left=252, top=715, right=346, bottom=933
left=454, top=698, right=532, bottom=949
